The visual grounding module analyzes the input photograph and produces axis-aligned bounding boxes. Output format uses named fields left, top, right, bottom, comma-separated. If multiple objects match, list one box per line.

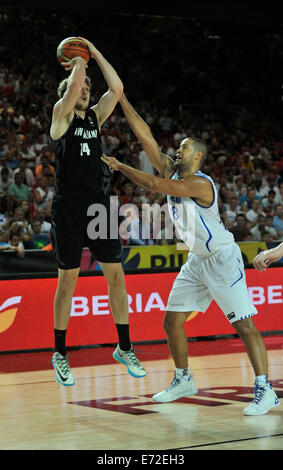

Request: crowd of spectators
left=1, top=8, right=283, bottom=255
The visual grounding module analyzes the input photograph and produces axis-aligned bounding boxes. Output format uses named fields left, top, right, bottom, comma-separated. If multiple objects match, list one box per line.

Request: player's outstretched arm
left=119, top=93, right=175, bottom=178
left=253, top=242, right=283, bottom=272
left=79, top=38, right=124, bottom=128
left=101, top=155, right=212, bottom=203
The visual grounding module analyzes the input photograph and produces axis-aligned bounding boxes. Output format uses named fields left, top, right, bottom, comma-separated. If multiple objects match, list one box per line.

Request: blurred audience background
left=0, top=8, right=283, bottom=251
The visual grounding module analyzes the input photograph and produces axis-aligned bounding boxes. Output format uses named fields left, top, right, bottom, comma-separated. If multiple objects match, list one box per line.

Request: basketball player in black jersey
left=50, top=38, right=145, bottom=385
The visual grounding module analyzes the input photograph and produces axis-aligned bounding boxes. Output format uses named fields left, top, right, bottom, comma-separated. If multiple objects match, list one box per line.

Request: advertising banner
left=83, top=241, right=283, bottom=271
left=1, top=241, right=283, bottom=277
left=0, top=268, right=282, bottom=352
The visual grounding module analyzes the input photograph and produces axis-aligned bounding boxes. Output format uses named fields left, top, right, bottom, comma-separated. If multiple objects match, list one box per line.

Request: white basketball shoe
left=153, top=372, right=198, bottom=403
left=243, top=380, right=280, bottom=415
left=52, top=351, right=75, bottom=386
left=113, top=345, right=146, bottom=378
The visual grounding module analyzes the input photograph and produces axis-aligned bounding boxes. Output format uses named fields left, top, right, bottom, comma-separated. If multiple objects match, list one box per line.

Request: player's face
left=75, top=84, right=90, bottom=111
left=175, top=138, right=195, bottom=172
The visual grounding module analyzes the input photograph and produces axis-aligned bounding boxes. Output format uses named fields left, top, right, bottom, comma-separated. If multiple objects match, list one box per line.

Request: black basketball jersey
left=51, top=109, right=110, bottom=196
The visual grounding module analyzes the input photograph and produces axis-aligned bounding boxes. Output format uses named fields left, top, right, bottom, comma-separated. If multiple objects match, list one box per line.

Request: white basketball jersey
left=167, top=170, right=235, bottom=257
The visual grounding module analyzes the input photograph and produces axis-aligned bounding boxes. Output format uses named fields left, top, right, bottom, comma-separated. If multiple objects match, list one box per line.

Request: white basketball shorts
left=166, top=243, right=257, bottom=324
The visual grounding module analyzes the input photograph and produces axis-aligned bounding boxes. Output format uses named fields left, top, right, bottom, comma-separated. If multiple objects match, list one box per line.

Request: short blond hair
left=57, top=75, right=92, bottom=98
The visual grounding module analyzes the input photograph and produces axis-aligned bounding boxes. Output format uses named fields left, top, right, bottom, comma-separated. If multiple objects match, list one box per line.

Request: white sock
left=175, top=367, right=190, bottom=379
left=256, top=374, right=269, bottom=385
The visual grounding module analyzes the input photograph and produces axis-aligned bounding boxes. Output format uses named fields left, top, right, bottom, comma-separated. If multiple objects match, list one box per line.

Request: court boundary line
left=1, top=362, right=283, bottom=387
left=170, top=432, right=283, bottom=449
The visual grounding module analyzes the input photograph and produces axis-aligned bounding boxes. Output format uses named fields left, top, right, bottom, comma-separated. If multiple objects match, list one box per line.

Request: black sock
left=54, top=329, right=67, bottom=356
left=116, top=324, right=131, bottom=351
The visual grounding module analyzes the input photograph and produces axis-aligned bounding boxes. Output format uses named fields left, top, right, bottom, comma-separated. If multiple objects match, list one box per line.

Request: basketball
left=57, top=37, right=90, bottom=65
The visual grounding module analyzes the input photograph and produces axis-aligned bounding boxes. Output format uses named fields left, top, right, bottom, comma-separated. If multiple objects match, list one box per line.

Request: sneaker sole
left=113, top=351, right=146, bottom=378
left=152, top=386, right=198, bottom=403
left=52, top=358, right=76, bottom=387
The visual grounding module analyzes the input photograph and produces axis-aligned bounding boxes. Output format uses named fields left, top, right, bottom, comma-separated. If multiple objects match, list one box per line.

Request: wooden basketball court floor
left=0, top=336, right=282, bottom=451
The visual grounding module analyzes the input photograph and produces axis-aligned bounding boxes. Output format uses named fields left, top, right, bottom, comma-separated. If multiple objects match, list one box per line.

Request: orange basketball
left=57, top=37, right=90, bottom=66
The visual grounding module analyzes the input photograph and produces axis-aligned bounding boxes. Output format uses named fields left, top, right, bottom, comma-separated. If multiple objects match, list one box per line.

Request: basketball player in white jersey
left=100, top=93, right=280, bottom=416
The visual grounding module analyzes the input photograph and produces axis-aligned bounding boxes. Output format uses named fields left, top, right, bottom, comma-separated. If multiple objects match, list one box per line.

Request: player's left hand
left=253, top=250, right=272, bottom=272
left=253, top=246, right=283, bottom=272
left=101, top=154, right=120, bottom=171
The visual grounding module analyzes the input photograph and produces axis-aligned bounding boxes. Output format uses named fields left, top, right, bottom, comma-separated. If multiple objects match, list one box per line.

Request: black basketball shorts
left=50, top=193, right=123, bottom=270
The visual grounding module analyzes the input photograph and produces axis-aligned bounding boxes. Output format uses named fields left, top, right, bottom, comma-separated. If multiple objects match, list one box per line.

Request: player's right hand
left=61, top=56, right=88, bottom=71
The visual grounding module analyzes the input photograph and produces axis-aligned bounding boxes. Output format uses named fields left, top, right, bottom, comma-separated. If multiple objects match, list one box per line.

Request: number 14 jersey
left=51, top=109, right=110, bottom=196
